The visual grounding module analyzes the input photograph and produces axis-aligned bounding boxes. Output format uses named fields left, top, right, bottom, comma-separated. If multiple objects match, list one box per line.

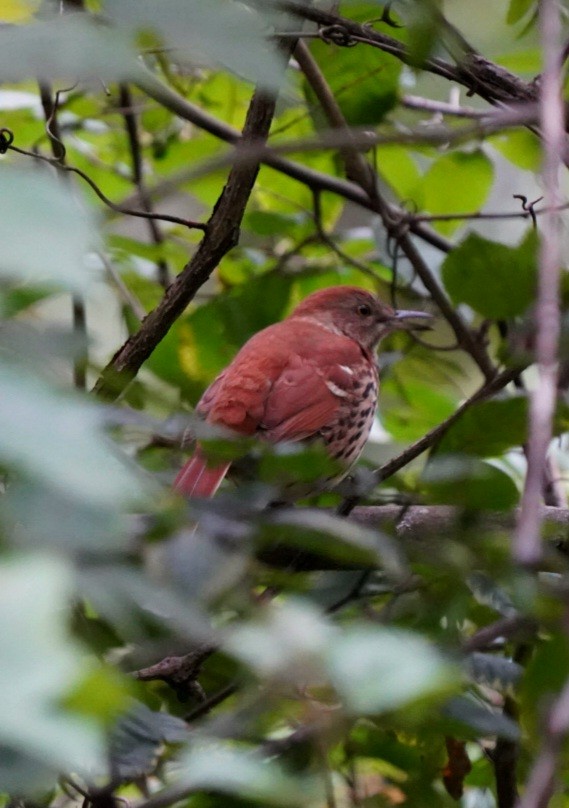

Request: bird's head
left=291, top=286, right=432, bottom=351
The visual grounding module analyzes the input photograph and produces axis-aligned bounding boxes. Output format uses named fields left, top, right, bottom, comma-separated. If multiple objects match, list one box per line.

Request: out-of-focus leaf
left=327, top=626, right=455, bottom=714
left=442, top=229, right=538, bottom=319
left=506, top=0, right=536, bottom=24
left=0, top=167, right=99, bottom=294
left=436, top=397, right=528, bottom=457
left=0, top=16, right=136, bottom=82
left=422, top=150, right=494, bottom=235
left=467, top=571, right=517, bottom=617
left=110, top=702, right=189, bottom=779
left=0, top=556, right=103, bottom=792
left=105, top=0, right=285, bottom=89
left=381, top=376, right=457, bottom=442
left=490, top=129, right=541, bottom=171
left=259, top=508, right=406, bottom=578
left=176, top=738, right=318, bottom=805
left=466, top=653, right=523, bottom=692
left=376, top=144, right=423, bottom=203
left=0, top=0, right=39, bottom=22
left=224, top=599, right=332, bottom=684
left=0, top=363, right=146, bottom=508
left=305, top=39, right=400, bottom=126
left=443, top=695, right=520, bottom=740
left=422, top=456, right=519, bottom=511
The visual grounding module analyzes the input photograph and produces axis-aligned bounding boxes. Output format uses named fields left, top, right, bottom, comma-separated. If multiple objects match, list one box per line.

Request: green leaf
left=490, top=129, right=541, bottom=171
left=381, top=377, right=457, bottom=442
left=0, top=556, right=103, bottom=793
left=422, top=456, right=519, bottom=511
left=436, top=397, right=528, bottom=457
left=466, top=653, right=523, bottom=692
left=0, top=167, right=99, bottom=294
left=376, top=145, right=423, bottom=204
left=105, top=0, right=285, bottom=90
left=0, top=15, right=136, bottom=83
left=177, top=739, right=318, bottom=805
left=110, top=703, right=189, bottom=779
left=442, top=229, right=538, bottom=319
left=328, top=626, right=454, bottom=714
left=443, top=695, right=519, bottom=740
left=305, top=38, right=401, bottom=126
left=422, top=150, right=494, bottom=235
left=0, top=363, right=146, bottom=508
left=506, top=0, right=536, bottom=24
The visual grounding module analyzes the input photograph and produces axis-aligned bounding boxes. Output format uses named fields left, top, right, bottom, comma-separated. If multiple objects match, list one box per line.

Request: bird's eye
left=357, top=304, right=372, bottom=317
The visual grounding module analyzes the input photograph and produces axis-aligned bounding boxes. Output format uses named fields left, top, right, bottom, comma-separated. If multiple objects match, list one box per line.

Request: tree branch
left=92, top=87, right=280, bottom=399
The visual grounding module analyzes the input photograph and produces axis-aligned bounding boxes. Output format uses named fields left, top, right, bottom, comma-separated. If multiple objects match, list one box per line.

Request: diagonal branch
left=293, top=40, right=497, bottom=381
left=93, top=87, right=279, bottom=399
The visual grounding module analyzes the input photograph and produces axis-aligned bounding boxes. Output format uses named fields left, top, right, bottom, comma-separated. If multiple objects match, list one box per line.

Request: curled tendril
left=0, top=128, right=14, bottom=154
left=512, top=193, right=543, bottom=228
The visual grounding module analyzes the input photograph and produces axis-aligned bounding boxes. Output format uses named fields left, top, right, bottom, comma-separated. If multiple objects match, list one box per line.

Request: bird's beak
left=391, top=309, right=433, bottom=331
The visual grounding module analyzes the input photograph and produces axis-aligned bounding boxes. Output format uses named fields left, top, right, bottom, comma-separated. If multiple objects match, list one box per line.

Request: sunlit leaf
left=422, top=150, right=494, bottom=235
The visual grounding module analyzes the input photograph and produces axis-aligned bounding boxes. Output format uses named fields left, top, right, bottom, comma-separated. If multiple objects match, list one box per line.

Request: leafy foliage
left=1, top=1, right=568, bottom=808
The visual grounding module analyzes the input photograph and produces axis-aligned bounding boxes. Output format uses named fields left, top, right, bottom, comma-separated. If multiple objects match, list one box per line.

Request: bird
left=174, top=285, right=431, bottom=499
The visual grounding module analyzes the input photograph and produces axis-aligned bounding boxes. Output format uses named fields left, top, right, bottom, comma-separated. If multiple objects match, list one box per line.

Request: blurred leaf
left=105, top=0, right=285, bottom=89
left=0, top=15, right=136, bottom=83
left=436, top=397, right=528, bottom=457
left=467, top=571, right=517, bottom=617
left=422, top=150, right=494, bottom=235
left=506, top=0, right=536, bottom=24
left=382, top=376, right=457, bottom=442
left=224, top=599, right=332, bottom=684
left=0, top=363, right=146, bottom=508
left=0, top=167, right=99, bottom=294
left=176, top=738, right=318, bottom=805
left=110, top=702, right=189, bottom=779
left=466, top=653, right=523, bottom=692
left=0, top=556, right=103, bottom=792
left=64, top=666, right=133, bottom=726
left=490, top=129, right=541, bottom=171
left=376, top=144, right=423, bottom=203
left=443, top=695, right=519, bottom=740
left=305, top=38, right=400, bottom=126
left=0, top=0, right=39, bottom=22
left=328, top=626, right=455, bottom=714
left=259, top=508, right=406, bottom=578
left=442, top=229, right=538, bottom=319
left=422, top=456, right=519, bottom=510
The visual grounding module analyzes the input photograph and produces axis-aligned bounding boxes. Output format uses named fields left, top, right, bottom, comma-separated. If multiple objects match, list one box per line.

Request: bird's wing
left=260, top=356, right=354, bottom=443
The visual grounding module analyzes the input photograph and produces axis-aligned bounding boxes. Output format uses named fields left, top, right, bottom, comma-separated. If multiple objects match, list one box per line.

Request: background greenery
left=0, top=1, right=567, bottom=806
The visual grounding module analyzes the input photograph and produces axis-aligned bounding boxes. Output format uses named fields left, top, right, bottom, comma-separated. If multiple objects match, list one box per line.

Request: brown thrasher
left=174, top=286, right=430, bottom=498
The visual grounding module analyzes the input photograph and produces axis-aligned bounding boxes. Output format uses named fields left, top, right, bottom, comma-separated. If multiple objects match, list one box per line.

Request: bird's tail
left=173, top=447, right=231, bottom=498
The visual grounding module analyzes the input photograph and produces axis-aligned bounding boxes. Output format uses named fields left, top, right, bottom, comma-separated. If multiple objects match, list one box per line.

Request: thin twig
left=119, top=84, right=171, bottom=288
left=7, top=139, right=205, bottom=231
